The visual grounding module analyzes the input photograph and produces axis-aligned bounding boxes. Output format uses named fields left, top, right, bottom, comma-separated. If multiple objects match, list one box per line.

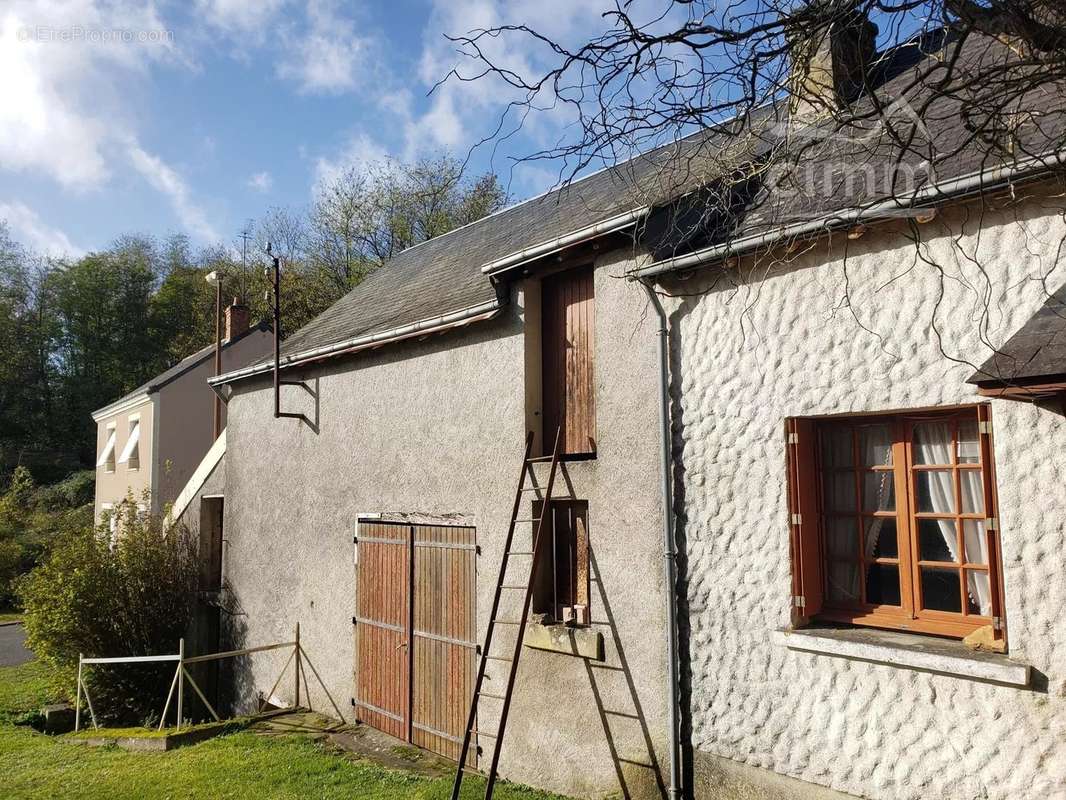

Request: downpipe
left=641, top=280, right=683, bottom=800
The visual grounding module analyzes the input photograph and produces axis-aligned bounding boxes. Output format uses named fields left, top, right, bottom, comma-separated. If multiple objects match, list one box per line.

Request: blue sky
left=0, top=0, right=619, bottom=258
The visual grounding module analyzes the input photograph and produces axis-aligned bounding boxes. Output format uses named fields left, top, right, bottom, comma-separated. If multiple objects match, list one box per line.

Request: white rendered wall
left=668, top=197, right=1066, bottom=800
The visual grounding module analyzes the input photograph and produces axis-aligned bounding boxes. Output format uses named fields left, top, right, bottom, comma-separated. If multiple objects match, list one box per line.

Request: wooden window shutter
left=976, top=404, right=1006, bottom=641
left=541, top=266, right=596, bottom=456
left=786, top=417, right=824, bottom=621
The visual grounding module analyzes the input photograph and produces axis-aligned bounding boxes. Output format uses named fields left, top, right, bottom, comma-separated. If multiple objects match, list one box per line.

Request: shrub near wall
left=18, top=499, right=199, bottom=725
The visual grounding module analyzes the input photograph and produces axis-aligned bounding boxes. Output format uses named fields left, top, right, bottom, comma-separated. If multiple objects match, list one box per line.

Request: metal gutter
left=631, top=150, right=1066, bottom=280
left=640, top=282, right=683, bottom=800
left=209, top=298, right=505, bottom=387
left=480, top=207, right=650, bottom=276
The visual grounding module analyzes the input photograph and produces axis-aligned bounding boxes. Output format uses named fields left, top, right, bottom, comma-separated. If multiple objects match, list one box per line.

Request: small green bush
left=17, top=500, right=199, bottom=725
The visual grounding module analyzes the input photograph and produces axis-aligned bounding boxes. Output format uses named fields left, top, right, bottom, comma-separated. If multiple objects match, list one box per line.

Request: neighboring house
left=204, top=25, right=1065, bottom=800
left=92, top=302, right=271, bottom=526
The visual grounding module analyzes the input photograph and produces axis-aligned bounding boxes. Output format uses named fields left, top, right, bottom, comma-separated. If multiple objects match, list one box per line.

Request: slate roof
left=227, top=28, right=1066, bottom=381
left=94, top=322, right=271, bottom=416
left=968, top=284, right=1066, bottom=386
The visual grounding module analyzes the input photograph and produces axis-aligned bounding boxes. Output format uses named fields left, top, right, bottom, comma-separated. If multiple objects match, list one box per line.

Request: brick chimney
left=788, top=3, right=878, bottom=120
left=223, top=298, right=250, bottom=342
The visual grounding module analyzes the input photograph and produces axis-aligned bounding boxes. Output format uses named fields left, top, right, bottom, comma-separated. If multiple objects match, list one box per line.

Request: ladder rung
left=508, top=551, right=533, bottom=556
left=474, top=729, right=498, bottom=739
left=483, top=654, right=512, bottom=662
left=479, top=691, right=505, bottom=700
left=520, top=486, right=544, bottom=492
left=494, top=620, right=523, bottom=625
left=501, top=584, right=527, bottom=590
left=526, top=455, right=555, bottom=462
left=513, top=518, right=537, bottom=523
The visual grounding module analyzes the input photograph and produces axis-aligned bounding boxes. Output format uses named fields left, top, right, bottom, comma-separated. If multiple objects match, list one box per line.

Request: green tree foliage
left=0, top=155, right=506, bottom=486
left=0, top=466, right=93, bottom=605
left=18, top=504, right=198, bottom=724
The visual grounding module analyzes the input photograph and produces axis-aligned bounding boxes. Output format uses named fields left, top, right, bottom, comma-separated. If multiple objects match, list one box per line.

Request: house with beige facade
left=92, top=302, right=271, bottom=529
left=193, top=23, right=1066, bottom=800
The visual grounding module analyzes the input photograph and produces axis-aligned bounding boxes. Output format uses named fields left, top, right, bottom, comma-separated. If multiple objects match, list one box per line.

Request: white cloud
left=128, top=144, right=220, bottom=242
left=0, top=1, right=179, bottom=190
left=312, top=133, right=389, bottom=191
left=194, top=0, right=287, bottom=34
left=277, top=0, right=368, bottom=95
left=407, top=0, right=611, bottom=158
left=0, top=201, right=83, bottom=257
left=247, top=170, right=273, bottom=192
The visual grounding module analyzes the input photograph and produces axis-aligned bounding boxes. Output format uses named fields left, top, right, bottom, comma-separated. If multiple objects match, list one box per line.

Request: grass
left=65, top=719, right=244, bottom=740
left=0, top=611, right=23, bottom=624
left=0, top=661, right=572, bottom=800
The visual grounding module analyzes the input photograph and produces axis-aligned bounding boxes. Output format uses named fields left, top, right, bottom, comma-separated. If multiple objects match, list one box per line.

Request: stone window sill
left=523, top=622, right=604, bottom=661
left=771, top=625, right=1030, bottom=687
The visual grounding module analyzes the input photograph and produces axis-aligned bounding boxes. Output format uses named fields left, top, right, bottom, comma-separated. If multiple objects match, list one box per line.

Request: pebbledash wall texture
left=665, top=196, right=1066, bottom=800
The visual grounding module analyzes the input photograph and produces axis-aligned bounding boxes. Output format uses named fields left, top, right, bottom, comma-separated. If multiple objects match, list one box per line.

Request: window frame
left=787, top=404, right=1006, bottom=643
left=531, top=499, right=591, bottom=625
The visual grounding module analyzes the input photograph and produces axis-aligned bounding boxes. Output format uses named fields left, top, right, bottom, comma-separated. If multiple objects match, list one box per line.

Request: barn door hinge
left=794, top=596, right=806, bottom=609
left=787, top=432, right=799, bottom=445
left=979, top=420, right=993, bottom=435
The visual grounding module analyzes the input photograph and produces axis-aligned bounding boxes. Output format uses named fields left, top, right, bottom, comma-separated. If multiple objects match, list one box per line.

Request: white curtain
left=915, top=423, right=991, bottom=616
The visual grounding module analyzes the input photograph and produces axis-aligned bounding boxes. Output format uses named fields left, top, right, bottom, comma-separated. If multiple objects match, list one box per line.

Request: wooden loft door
left=542, top=265, right=596, bottom=457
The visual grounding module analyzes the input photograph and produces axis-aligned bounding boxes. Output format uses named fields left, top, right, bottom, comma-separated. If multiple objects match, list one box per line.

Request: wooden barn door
left=542, top=265, right=596, bottom=457
left=354, top=521, right=476, bottom=763
left=411, top=524, right=477, bottom=762
left=354, top=521, right=410, bottom=740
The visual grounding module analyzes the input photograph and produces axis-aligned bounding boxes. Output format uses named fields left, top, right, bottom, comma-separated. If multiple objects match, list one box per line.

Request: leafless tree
left=441, top=0, right=1066, bottom=380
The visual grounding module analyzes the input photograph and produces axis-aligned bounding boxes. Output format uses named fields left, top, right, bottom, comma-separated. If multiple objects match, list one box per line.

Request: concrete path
left=252, top=710, right=454, bottom=778
left=0, top=623, right=31, bottom=667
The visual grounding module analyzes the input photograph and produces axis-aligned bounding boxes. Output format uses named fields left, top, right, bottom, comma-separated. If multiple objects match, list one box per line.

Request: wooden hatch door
left=541, top=265, right=596, bottom=457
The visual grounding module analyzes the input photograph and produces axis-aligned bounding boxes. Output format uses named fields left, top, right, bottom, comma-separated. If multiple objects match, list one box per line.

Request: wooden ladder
left=450, top=428, right=563, bottom=800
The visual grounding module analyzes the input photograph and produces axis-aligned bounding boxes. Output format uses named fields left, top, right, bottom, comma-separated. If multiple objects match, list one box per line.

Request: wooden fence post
left=74, top=654, right=83, bottom=733
left=176, top=638, right=185, bottom=731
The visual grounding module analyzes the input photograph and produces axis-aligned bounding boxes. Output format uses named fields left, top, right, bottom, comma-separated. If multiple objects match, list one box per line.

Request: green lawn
left=0, top=661, right=570, bottom=800
left=0, top=611, right=23, bottom=624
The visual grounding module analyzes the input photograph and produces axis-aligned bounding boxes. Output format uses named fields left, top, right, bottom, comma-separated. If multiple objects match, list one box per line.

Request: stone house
left=202, top=24, right=1066, bottom=800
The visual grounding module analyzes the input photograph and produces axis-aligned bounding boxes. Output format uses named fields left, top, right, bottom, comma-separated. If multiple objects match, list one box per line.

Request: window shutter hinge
left=353, top=535, right=358, bottom=544
left=791, top=513, right=802, bottom=525
left=352, top=616, right=357, bottom=626
left=986, top=517, right=999, bottom=531
left=992, top=616, right=1003, bottom=631
left=794, top=595, right=805, bottom=608
left=787, top=432, right=799, bottom=445
left=979, top=420, right=993, bottom=435
left=350, top=697, right=356, bottom=707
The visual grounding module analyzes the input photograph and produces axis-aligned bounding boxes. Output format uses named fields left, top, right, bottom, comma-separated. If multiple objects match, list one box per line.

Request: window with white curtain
left=786, top=405, right=1004, bottom=642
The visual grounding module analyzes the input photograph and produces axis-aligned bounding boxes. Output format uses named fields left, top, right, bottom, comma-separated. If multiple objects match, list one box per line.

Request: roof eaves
left=629, top=149, right=1066, bottom=280
left=209, top=298, right=505, bottom=387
